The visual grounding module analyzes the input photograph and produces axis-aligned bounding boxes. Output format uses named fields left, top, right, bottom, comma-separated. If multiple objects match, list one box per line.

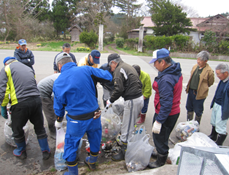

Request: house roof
left=141, top=16, right=155, bottom=27
left=68, top=24, right=82, bottom=32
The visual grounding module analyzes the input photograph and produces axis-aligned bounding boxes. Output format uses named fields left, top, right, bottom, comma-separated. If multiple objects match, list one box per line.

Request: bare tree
left=172, top=0, right=199, bottom=17
left=75, top=0, right=113, bottom=33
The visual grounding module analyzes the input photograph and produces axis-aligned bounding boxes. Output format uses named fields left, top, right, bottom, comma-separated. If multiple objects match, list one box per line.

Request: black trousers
left=11, top=96, right=47, bottom=143
left=153, top=113, right=179, bottom=155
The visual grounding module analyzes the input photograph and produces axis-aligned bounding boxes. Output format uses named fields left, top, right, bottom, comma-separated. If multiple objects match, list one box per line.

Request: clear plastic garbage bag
left=101, top=107, right=121, bottom=143
left=112, top=97, right=124, bottom=117
left=54, top=126, right=83, bottom=171
left=4, top=111, right=30, bottom=147
left=169, top=132, right=218, bottom=165
left=175, top=120, right=199, bottom=141
left=54, top=128, right=67, bottom=171
left=125, top=125, right=154, bottom=172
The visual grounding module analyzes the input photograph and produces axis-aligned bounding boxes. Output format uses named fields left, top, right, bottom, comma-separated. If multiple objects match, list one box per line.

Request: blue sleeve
left=53, top=83, right=65, bottom=118
left=89, top=67, right=113, bottom=82
left=157, top=78, right=174, bottom=124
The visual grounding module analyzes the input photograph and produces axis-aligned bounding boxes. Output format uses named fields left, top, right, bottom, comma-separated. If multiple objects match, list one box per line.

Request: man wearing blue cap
left=0, top=57, right=51, bottom=160
left=148, top=48, right=183, bottom=169
left=78, top=49, right=100, bottom=68
left=14, top=39, right=35, bottom=70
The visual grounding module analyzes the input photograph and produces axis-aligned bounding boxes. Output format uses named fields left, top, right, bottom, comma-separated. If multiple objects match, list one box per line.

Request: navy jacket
left=153, top=63, right=183, bottom=124
left=14, top=47, right=34, bottom=69
left=211, top=79, right=229, bottom=120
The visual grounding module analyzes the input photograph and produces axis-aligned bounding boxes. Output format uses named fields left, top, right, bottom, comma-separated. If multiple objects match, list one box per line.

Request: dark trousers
left=141, top=98, right=149, bottom=113
left=186, top=89, right=205, bottom=116
left=153, top=113, right=179, bottom=155
left=40, top=97, right=57, bottom=132
left=11, top=96, right=47, bottom=143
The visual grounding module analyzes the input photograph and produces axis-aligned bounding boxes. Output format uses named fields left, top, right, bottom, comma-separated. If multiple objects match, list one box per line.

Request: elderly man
left=78, top=49, right=100, bottom=68
left=106, top=53, right=143, bottom=161
left=53, top=52, right=112, bottom=174
left=148, top=48, right=183, bottom=169
left=0, top=57, right=50, bottom=160
left=14, top=39, right=35, bottom=70
left=186, top=51, right=214, bottom=124
left=132, top=65, right=152, bottom=124
left=53, top=43, right=77, bottom=73
left=37, top=73, right=60, bottom=139
left=209, top=63, right=229, bottom=146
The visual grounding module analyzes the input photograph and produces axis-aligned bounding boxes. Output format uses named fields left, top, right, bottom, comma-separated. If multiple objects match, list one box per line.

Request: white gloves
left=106, top=99, right=112, bottom=109
left=94, top=110, right=101, bottom=119
left=152, top=121, right=162, bottom=134
left=28, top=59, right=30, bottom=62
left=55, top=120, right=63, bottom=129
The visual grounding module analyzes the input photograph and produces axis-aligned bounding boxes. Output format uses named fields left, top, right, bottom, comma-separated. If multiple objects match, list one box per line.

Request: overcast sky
left=180, top=0, right=229, bottom=17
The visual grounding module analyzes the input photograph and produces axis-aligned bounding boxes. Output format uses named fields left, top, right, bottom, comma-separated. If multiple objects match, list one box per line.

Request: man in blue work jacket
left=53, top=52, right=113, bottom=175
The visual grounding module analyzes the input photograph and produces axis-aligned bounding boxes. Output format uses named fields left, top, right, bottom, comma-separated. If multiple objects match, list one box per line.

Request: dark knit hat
left=132, top=65, right=141, bottom=76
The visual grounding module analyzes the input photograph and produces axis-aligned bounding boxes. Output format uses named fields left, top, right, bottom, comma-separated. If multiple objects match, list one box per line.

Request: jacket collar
left=61, top=62, right=77, bottom=73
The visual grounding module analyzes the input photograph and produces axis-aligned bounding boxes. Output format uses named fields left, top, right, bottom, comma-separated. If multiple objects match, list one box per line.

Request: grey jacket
left=37, top=74, right=60, bottom=98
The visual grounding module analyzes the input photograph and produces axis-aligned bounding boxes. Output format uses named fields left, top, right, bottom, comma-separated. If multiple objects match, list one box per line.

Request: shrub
left=79, top=31, right=98, bottom=49
left=125, top=38, right=138, bottom=49
left=116, top=38, right=124, bottom=48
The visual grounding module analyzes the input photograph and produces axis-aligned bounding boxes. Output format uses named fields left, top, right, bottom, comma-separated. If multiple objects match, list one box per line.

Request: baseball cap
left=3, top=56, right=16, bottom=65
left=56, top=52, right=71, bottom=66
left=90, top=50, right=100, bottom=64
left=149, top=48, right=170, bottom=64
left=18, top=39, right=27, bottom=45
left=108, top=53, right=120, bottom=64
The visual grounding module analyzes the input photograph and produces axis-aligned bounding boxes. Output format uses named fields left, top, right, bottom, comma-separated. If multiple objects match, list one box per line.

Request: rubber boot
left=84, top=152, right=98, bottom=171
left=148, top=153, right=168, bottom=169
left=112, top=142, right=127, bottom=161
left=208, top=126, right=218, bottom=141
left=64, top=165, right=78, bottom=175
left=13, top=141, right=27, bottom=160
left=137, top=113, right=146, bottom=124
left=38, top=138, right=51, bottom=160
left=216, top=133, right=227, bottom=146
left=151, top=148, right=158, bottom=159
left=195, top=115, right=202, bottom=124
left=187, top=111, right=194, bottom=121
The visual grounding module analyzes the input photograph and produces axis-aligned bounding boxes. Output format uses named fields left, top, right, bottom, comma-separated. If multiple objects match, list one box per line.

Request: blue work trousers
left=63, top=115, right=102, bottom=162
left=141, top=98, right=149, bottom=114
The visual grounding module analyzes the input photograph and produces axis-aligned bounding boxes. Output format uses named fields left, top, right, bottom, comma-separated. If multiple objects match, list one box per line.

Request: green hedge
left=116, top=38, right=124, bottom=48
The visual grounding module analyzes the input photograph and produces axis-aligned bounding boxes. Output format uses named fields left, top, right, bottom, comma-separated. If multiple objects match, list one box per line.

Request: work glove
left=55, top=120, right=63, bottom=129
left=1, top=106, right=8, bottom=119
left=94, top=110, right=101, bottom=119
left=152, top=121, right=162, bottom=134
left=106, top=99, right=112, bottom=109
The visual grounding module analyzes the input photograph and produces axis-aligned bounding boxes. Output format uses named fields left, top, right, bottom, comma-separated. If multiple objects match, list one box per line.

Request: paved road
left=0, top=50, right=228, bottom=175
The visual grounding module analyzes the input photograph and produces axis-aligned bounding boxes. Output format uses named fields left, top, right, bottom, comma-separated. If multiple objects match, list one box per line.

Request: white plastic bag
left=175, top=120, right=199, bottom=141
left=54, top=128, right=67, bottom=171
left=101, top=108, right=121, bottom=142
left=125, top=125, right=154, bottom=172
left=112, top=97, right=124, bottom=117
left=4, top=110, right=30, bottom=147
left=169, top=132, right=218, bottom=165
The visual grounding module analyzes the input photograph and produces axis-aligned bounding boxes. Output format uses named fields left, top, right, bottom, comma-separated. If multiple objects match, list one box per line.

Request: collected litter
left=175, top=120, right=199, bottom=141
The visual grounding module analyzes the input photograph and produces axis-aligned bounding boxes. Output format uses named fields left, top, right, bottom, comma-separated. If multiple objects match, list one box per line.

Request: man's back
left=53, top=63, right=112, bottom=116
left=0, top=61, right=39, bottom=105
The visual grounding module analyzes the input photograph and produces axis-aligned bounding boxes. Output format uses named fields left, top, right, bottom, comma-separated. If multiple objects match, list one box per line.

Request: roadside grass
left=116, top=47, right=152, bottom=56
